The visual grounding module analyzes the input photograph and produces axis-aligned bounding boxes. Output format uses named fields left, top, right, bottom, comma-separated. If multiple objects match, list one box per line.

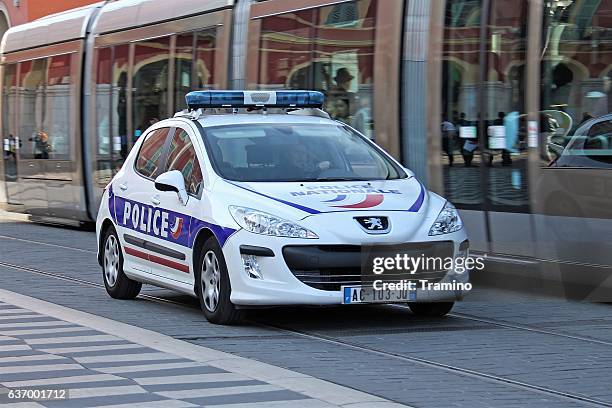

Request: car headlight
left=428, top=201, right=463, bottom=236
left=229, top=206, right=318, bottom=239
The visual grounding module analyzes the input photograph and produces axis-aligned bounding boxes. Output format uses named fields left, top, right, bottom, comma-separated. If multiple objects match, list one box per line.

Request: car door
left=113, top=126, right=173, bottom=274
left=147, top=125, right=205, bottom=284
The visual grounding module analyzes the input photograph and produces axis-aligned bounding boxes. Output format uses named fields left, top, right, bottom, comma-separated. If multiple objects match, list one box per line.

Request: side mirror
left=155, top=170, right=188, bottom=206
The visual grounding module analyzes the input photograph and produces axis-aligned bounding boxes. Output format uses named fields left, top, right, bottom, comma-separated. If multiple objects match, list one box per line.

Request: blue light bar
left=185, top=90, right=324, bottom=109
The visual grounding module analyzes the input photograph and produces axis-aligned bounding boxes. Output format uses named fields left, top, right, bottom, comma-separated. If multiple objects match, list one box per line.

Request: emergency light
left=185, top=90, right=325, bottom=109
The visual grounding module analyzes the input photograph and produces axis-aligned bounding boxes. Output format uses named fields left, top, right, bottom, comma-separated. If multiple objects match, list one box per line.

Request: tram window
left=18, top=59, right=47, bottom=160
left=541, top=1, right=612, bottom=167
left=2, top=64, right=17, bottom=155
left=94, top=47, right=113, bottom=187
left=315, top=1, right=376, bottom=139
left=95, top=48, right=112, bottom=157
left=165, top=129, right=200, bottom=195
left=255, top=1, right=376, bottom=140
left=440, top=0, right=529, bottom=212
left=257, top=9, right=314, bottom=89
left=113, top=45, right=129, bottom=160
left=440, top=0, right=484, bottom=209
left=132, top=37, right=170, bottom=143
left=44, top=53, right=73, bottom=160
left=195, top=29, right=217, bottom=89
left=483, top=0, right=529, bottom=211
left=175, top=33, right=194, bottom=112
left=135, top=127, right=171, bottom=179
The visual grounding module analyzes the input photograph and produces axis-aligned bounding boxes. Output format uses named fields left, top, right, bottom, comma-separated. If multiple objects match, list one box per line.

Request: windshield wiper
left=315, top=177, right=361, bottom=182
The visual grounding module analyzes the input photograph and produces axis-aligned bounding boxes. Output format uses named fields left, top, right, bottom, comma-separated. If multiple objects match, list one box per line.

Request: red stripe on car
left=124, top=246, right=189, bottom=273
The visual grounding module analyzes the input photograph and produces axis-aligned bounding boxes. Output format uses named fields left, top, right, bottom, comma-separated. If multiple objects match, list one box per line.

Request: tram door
left=2, top=64, right=21, bottom=205
left=439, top=0, right=534, bottom=257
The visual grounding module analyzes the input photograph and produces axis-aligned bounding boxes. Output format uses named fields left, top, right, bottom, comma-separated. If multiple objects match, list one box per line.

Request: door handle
left=56, top=163, right=62, bottom=168
left=151, top=196, right=161, bottom=206
left=118, top=183, right=128, bottom=191
left=28, top=163, right=35, bottom=168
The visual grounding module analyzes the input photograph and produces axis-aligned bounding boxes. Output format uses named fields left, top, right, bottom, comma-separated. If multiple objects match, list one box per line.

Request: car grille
left=282, top=242, right=454, bottom=291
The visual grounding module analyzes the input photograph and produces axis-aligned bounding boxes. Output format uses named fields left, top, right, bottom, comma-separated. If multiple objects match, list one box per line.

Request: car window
left=166, top=129, right=202, bottom=195
left=135, top=127, right=171, bottom=179
left=583, top=120, right=612, bottom=166
left=201, top=123, right=405, bottom=182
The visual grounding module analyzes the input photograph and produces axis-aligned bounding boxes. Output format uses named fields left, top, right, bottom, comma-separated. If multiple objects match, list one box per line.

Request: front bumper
left=222, top=229, right=470, bottom=306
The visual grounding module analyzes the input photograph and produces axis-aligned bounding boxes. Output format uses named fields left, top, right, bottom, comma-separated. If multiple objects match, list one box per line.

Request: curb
left=0, top=288, right=410, bottom=408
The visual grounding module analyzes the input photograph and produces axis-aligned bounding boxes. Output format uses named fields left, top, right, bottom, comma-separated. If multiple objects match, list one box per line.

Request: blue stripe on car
left=111, top=192, right=236, bottom=248
left=407, top=183, right=425, bottom=212
left=225, top=180, right=321, bottom=214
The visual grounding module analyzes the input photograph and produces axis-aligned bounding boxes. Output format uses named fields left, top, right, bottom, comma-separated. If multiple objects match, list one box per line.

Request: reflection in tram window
left=132, top=37, right=170, bottom=143
left=484, top=0, right=529, bottom=211
left=541, top=1, right=612, bottom=168
left=174, top=29, right=217, bottom=112
left=195, top=29, right=217, bottom=90
left=95, top=45, right=129, bottom=187
left=441, top=0, right=529, bottom=212
left=256, top=0, right=376, bottom=139
left=18, top=59, right=47, bottom=160
left=175, top=33, right=194, bottom=112
left=44, top=54, right=73, bottom=160
left=94, top=47, right=113, bottom=187
left=441, top=0, right=484, bottom=208
left=113, top=45, right=129, bottom=160
left=95, top=48, right=112, bottom=157
left=2, top=65, right=17, bottom=165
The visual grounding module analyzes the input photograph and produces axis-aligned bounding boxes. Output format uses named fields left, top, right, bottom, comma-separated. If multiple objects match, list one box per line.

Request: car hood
left=222, top=177, right=426, bottom=218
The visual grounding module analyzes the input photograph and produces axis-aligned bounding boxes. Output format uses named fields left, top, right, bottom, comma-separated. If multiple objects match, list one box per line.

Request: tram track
left=2, top=235, right=612, bottom=406
left=1, top=233, right=611, bottom=347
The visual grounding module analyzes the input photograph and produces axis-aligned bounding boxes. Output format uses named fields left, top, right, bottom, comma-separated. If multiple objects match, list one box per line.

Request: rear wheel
left=102, top=226, right=142, bottom=299
left=195, top=237, right=243, bottom=325
left=408, top=302, right=454, bottom=317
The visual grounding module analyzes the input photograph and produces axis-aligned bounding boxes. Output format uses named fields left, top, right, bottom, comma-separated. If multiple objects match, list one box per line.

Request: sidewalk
left=0, top=288, right=408, bottom=408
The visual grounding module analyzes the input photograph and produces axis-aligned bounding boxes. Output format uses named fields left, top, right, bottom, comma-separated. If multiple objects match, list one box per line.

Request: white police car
left=96, top=90, right=469, bottom=324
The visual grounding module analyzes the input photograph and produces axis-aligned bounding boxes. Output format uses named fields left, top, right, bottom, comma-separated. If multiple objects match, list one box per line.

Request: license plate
left=342, top=285, right=416, bottom=304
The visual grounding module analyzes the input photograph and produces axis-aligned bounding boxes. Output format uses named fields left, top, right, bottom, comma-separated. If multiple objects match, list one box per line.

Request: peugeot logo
left=355, top=216, right=390, bottom=234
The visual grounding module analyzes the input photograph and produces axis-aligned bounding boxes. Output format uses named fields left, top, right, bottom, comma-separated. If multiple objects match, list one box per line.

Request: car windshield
left=201, top=123, right=406, bottom=182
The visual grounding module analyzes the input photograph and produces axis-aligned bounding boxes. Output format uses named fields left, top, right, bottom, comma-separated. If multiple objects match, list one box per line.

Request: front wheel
left=195, top=237, right=243, bottom=325
left=408, top=302, right=454, bottom=317
left=102, top=225, right=142, bottom=299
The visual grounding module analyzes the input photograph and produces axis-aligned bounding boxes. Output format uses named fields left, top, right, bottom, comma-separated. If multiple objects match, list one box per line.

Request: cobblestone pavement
left=1, top=218, right=612, bottom=407
left=0, top=294, right=404, bottom=408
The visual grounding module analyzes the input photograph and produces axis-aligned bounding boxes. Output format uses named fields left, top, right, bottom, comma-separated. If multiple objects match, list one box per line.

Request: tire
left=102, top=225, right=142, bottom=299
left=195, top=237, right=243, bottom=324
left=408, top=302, right=454, bottom=317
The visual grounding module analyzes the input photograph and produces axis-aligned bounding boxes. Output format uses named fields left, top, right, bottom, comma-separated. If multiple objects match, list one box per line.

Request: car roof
left=192, top=113, right=339, bottom=128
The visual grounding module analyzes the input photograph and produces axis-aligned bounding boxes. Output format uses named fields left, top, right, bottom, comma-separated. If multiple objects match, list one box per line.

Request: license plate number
left=342, top=285, right=416, bottom=304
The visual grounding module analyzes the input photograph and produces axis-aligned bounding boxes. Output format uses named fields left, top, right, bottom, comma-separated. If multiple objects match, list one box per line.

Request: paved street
left=0, top=292, right=399, bottom=408
left=1, top=216, right=612, bottom=407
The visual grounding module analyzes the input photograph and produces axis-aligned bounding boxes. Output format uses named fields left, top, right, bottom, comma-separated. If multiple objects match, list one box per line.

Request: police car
left=96, top=90, right=470, bottom=324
